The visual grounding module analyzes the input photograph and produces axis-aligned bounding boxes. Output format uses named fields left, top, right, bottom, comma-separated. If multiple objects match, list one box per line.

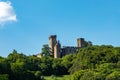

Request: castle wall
left=49, top=35, right=57, bottom=56
left=54, top=42, right=61, bottom=58
left=48, top=35, right=87, bottom=58
left=77, top=38, right=86, bottom=47
left=61, top=46, right=79, bottom=57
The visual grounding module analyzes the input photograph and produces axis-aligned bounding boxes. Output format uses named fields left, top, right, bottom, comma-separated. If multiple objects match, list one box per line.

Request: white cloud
left=0, top=1, right=17, bottom=25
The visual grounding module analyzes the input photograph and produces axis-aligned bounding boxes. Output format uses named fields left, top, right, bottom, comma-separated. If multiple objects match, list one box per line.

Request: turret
left=54, top=40, right=61, bottom=58
left=77, top=38, right=86, bottom=47
left=49, top=35, right=57, bottom=57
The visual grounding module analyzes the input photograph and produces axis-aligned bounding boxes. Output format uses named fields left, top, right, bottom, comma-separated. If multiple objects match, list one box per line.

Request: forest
left=0, top=45, right=120, bottom=80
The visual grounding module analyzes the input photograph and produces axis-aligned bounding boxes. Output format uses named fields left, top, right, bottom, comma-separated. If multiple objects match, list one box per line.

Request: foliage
left=71, top=70, right=85, bottom=80
left=0, top=74, right=9, bottom=80
left=44, top=75, right=71, bottom=80
left=70, top=45, right=120, bottom=80
left=35, top=71, right=43, bottom=80
left=41, top=44, right=50, bottom=56
left=69, top=45, right=120, bottom=74
left=106, top=71, right=120, bottom=80
left=0, top=45, right=120, bottom=80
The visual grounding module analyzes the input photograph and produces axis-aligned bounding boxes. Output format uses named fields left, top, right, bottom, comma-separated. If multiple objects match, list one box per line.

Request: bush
left=71, top=70, right=85, bottom=80
left=35, top=71, right=42, bottom=80
left=80, top=70, right=95, bottom=80
left=0, top=74, right=9, bottom=80
left=106, top=71, right=120, bottom=80
left=72, top=70, right=105, bottom=80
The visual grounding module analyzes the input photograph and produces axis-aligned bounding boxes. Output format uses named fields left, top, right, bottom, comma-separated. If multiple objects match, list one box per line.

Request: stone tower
left=77, top=38, right=86, bottom=47
left=49, top=35, right=57, bottom=57
left=54, top=40, right=61, bottom=58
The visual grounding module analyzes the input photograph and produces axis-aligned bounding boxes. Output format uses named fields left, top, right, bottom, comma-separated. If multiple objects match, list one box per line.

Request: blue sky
left=0, top=0, right=120, bottom=57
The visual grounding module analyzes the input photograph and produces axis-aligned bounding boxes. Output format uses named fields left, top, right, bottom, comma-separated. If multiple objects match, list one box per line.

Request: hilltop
left=0, top=45, right=120, bottom=80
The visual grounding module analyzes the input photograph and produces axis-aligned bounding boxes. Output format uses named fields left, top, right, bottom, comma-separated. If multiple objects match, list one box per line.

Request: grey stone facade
left=49, top=35, right=86, bottom=58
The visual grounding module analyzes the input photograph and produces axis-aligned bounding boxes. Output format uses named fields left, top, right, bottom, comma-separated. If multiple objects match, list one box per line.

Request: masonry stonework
left=49, top=35, right=57, bottom=57
left=54, top=41, right=61, bottom=58
left=77, top=38, right=86, bottom=47
left=49, top=35, right=86, bottom=58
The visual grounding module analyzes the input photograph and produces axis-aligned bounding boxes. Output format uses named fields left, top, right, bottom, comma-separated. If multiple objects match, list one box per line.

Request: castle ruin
left=49, top=35, right=86, bottom=58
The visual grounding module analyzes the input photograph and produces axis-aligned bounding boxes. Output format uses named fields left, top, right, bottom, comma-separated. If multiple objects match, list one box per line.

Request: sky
left=0, top=0, right=120, bottom=57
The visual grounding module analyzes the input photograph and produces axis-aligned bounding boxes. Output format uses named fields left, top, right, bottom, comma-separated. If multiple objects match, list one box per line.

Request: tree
left=71, top=70, right=85, bottom=80
left=69, top=45, right=120, bottom=74
left=40, top=56, right=53, bottom=76
left=106, top=71, right=120, bottom=80
left=7, top=49, right=27, bottom=62
left=86, top=41, right=93, bottom=46
left=34, top=71, right=42, bottom=80
left=61, top=54, right=76, bottom=74
left=0, top=74, right=9, bottom=80
left=10, top=62, right=26, bottom=80
left=41, top=44, right=50, bottom=56
left=0, top=58, right=11, bottom=74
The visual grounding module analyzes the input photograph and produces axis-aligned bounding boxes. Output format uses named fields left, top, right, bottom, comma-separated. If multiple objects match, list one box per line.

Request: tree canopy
left=0, top=45, right=120, bottom=80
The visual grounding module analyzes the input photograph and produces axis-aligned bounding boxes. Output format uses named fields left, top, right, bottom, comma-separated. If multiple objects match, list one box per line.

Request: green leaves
left=106, top=71, right=120, bottom=80
left=70, top=45, right=120, bottom=80
left=1, top=45, right=120, bottom=80
left=41, top=44, right=50, bottom=56
left=0, top=74, right=9, bottom=80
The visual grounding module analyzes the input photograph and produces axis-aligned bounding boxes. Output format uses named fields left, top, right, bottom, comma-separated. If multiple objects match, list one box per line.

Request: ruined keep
left=54, top=40, right=61, bottom=58
left=77, top=38, right=86, bottom=47
left=49, top=35, right=87, bottom=58
left=49, top=35, right=57, bottom=57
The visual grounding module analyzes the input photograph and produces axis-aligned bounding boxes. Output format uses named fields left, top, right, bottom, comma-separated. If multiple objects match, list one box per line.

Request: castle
left=49, top=35, right=87, bottom=58
left=37, top=35, right=87, bottom=58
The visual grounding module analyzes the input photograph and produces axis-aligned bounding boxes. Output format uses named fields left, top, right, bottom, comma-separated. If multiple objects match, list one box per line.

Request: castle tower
left=77, top=38, right=86, bottom=47
left=49, top=35, right=57, bottom=57
left=54, top=40, right=61, bottom=58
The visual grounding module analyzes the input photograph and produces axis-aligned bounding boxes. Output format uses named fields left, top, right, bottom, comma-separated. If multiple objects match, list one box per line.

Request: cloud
left=0, top=1, right=17, bottom=25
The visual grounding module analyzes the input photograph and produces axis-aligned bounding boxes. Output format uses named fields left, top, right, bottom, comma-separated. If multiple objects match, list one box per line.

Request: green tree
left=35, top=71, right=42, bottom=80
left=40, top=56, right=53, bottom=76
left=86, top=41, right=93, bottom=46
left=7, top=50, right=27, bottom=62
left=106, top=71, right=120, bottom=80
left=71, top=70, right=85, bottom=80
left=41, top=44, right=50, bottom=56
left=0, top=74, right=9, bottom=80
left=0, top=58, right=11, bottom=74
left=61, top=54, right=76, bottom=74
